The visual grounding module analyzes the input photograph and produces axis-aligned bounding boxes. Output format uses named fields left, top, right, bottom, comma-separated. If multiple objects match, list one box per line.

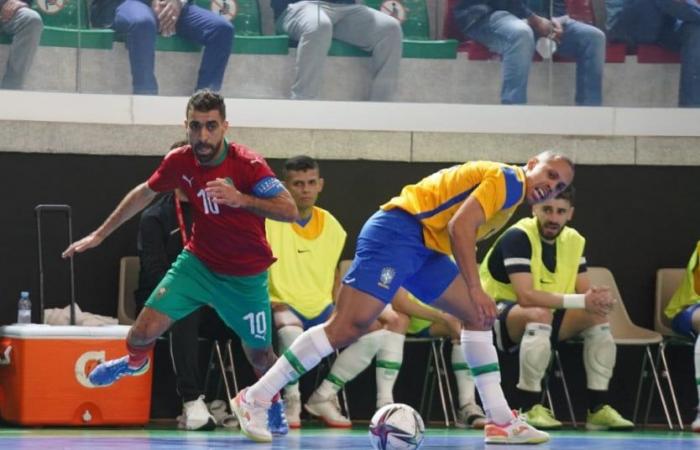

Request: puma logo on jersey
left=182, top=175, right=194, bottom=187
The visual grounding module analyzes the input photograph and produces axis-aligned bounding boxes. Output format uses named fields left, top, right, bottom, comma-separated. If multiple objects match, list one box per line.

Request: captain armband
left=562, top=294, right=585, bottom=309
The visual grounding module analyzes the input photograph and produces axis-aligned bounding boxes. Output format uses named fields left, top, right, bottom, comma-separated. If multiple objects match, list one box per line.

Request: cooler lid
left=0, top=324, right=130, bottom=339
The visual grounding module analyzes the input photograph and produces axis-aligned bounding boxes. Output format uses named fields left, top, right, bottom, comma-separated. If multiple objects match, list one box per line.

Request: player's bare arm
left=508, top=271, right=614, bottom=316
left=205, top=178, right=299, bottom=221
left=448, top=196, right=497, bottom=327
left=62, top=182, right=158, bottom=258
left=392, top=288, right=452, bottom=325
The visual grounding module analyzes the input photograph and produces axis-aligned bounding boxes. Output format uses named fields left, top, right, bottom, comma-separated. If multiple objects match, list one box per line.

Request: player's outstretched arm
left=62, top=182, right=158, bottom=258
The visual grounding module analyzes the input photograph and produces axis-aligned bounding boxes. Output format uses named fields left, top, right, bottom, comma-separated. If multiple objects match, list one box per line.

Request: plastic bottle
left=17, top=291, right=31, bottom=324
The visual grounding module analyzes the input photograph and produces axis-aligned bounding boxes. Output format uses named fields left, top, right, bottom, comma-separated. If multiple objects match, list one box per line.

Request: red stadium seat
left=637, top=44, right=681, bottom=63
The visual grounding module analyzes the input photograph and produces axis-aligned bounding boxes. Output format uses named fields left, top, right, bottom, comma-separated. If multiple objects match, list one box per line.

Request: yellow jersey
left=381, top=161, right=526, bottom=254
left=266, top=206, right=347, bottom=319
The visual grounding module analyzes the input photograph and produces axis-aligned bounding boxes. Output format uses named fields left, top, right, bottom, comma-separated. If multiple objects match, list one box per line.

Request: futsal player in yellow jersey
left=234, top=151, right=574, bottom=444
left=266, top=155, right=398, bottom=429
left=664, top=240, right=700, bottom=431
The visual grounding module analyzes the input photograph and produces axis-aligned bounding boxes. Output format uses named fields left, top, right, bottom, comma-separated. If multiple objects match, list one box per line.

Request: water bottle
left=17, top=291, right=31, bottom=324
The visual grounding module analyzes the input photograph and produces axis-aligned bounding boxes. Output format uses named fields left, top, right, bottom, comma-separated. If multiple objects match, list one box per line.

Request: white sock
left=461, top=329, right=512, bottom=424
left=451, top=341, right=476, bottom=407
left=248, top=324, right=333, bottom=404
left=278, top=325, right=304, bottom=398
left=376, top=331, right=405, bottom=407
left=313, top=329, right=385, bottom=400
left=695, top=335, right=700, bottom=403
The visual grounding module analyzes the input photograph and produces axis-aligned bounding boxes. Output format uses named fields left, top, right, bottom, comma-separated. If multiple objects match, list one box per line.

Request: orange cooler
left=0, top=324, right=152, bottom=426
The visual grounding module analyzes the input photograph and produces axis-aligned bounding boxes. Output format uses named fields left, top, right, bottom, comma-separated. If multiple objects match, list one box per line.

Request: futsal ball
left=368, top=403, right=425, bottom=450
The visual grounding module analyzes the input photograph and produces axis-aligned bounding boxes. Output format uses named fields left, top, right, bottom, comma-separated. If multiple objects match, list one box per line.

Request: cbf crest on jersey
left=378, top=267, right=396, bottom=289
left=211, top=0, right=238, bottom=22
left=379, top=0, right=407, bottom=22
left=36, top=0, right=65, bottom=14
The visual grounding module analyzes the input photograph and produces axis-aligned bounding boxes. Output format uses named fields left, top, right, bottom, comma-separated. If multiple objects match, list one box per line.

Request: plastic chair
left=117, top=256, right=140, bottom=325
left=649, top=268, right=688, bottom=429
left=588, top=266, right=677, bottom=429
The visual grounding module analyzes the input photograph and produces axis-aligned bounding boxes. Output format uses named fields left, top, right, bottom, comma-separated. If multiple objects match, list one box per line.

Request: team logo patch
left=36, top=0, right=65, bottom=14
left=155, top=287, right=167, bottom=299
left=379, top=0, right=407, bottom=22
left=211, top=0, right=238, bottom=22
left=378, top=267, right=395, bottom=289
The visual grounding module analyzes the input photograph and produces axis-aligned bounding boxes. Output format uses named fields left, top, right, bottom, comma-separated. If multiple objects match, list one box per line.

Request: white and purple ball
left=368, top=403, right=425, bottom=450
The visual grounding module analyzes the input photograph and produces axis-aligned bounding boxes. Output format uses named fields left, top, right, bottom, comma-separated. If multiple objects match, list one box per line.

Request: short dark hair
left=283, top=155, right=319, bottom=179
left=555, top=184, right=576, bottom=206
left=186, top=90, right=226, bottom=120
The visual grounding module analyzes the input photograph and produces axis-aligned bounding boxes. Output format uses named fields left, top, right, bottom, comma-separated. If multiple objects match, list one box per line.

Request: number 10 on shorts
left=243, top=311, right=267, bottom=341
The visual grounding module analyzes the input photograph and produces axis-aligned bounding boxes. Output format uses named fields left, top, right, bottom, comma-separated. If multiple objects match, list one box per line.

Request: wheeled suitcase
left=0, top=205, right=152, bottom=425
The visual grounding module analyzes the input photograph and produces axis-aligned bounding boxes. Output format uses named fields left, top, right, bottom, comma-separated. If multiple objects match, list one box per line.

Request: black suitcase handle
left=35, top=204, right=76, bottom=325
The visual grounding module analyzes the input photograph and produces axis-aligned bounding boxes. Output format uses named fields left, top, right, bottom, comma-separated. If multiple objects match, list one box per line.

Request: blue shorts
left=343, top=209, right=459, bottom=304
left=671, top=303, right=700, bottom=339
left=289, top=303, right=334, bottom=330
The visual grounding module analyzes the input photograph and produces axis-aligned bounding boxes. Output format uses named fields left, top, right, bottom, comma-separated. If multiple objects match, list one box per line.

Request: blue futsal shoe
left=88, top=355, right=149, bottom=387
left=268, top=397, right=289, bottom=435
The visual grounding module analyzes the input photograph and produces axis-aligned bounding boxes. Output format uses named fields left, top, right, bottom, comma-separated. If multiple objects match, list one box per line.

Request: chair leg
left=658, top=342, right=684, bottom=429
left=419, top=346, right=434, bottom=421
left=438, top=339, right=459, bottom=426
left=431, top=339, right=451, bottom=427
left=637, top=345, right=654, bottom=427
left=554, top=350, right=577, bottom=428
left=224, top=340, right=239, bottom=395
left=644, top=345, right=674, bottom=430
left=213, top=341, right=233, bottom=406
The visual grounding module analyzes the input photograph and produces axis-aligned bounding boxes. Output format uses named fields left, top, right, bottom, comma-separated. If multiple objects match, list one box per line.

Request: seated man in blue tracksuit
left=606, top=0, right=700, bottom=107
left=90, top=0, right=233, bottom=95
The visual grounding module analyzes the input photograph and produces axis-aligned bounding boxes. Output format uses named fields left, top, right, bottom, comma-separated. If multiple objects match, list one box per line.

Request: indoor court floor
left=1, top=426, right=699, bottom=450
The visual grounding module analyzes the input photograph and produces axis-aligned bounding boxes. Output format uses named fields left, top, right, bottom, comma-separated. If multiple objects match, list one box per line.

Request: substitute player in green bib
left=664, top=241, right=700, bottom=431
left=267, top=155, right=397, bottom=428
left=480, top=186, right=633, bottom=431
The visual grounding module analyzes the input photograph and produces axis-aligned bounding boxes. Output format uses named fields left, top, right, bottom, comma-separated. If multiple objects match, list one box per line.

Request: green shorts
left=144, top=250, right=272, bottom=349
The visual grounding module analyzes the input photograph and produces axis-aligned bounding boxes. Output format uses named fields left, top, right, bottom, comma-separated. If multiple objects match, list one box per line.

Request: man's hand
left=153, top=0, right=182, bottom=37
left=0, top=0, right=27, bottom=24
left=550, top=17, right=564, bottom=42
left=205, top=178, right=248, bottom=208
left=527, top=14, right=561, bottom=40
left=469, top=287, right=498, bottom=329
left=62, top=232, right=104, bottom=258
left=584, top=286, right=616, bottom=317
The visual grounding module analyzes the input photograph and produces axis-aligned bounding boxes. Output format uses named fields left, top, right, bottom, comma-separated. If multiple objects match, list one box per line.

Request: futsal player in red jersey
left=62, top=90, right=298, bottom=434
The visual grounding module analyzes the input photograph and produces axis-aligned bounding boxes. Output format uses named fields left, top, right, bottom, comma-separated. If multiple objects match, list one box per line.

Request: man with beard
left=233, top=150, right=575, bottom=444
left=479, top=186, right=633, bottom=431
left=62, top=90, right=298, bottom=433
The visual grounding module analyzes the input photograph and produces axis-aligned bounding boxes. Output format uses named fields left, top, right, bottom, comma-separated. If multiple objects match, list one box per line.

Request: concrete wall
left=0, top=43, right=684, bottom=106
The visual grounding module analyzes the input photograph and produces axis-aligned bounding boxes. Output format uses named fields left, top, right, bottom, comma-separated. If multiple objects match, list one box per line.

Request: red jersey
left=148, top=141, right=277, bottom=276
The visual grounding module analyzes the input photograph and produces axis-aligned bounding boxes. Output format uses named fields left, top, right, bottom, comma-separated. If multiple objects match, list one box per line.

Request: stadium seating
left=442, top=0, right=625, bottom=62
left=32, top=0, right=114, bottom=49
left=364, top=0, right=457, bottom=59
left=637, top=44, right=681, bottom=63
left=186, top=0, right=289, bottom=54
